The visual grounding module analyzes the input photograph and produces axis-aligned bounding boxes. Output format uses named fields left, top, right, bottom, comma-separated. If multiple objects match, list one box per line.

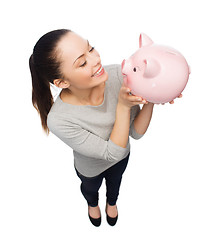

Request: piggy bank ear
left=139, top=33, right=153, bottom=48
left=143, top=58, right=160, bottom=78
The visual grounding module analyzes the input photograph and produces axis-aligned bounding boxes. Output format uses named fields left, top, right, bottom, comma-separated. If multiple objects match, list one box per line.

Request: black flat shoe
left=88, top=206, right=101, bottom=227
left=105, top=203, right=118, bottom=226
left=88, top=214, right=101, bottom=227
left=106, top=213, right=118, bottom=226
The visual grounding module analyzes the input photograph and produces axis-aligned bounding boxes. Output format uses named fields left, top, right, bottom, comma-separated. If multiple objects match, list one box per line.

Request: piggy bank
left=121, top=33, right=191, bottom=104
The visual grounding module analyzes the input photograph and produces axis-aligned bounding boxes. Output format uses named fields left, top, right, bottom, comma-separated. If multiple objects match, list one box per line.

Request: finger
left=121, top=82, right=126, bottom=87
left=132, top=100, right=146, bottom=106
left=127, top=96, right=141, bottom=103
left=178, top=93, right=183, bottom=98
left=142, top=98, right=148, bottom=104
left=132, top=96, right=144, bottom=102
left=121, top=86, right=130, bottom=94
left=133, top=97, right=148, bottom=104
left=125, top=87, right=131, bottom=93
left=142, top=99, right=148, bottom=104
left=128, top=91, right=135, bottom=96
left=169, top=100, right=174, bottom=104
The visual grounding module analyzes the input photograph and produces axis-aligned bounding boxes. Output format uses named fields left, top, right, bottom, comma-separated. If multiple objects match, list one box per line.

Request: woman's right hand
left=118, top=83, right=148, bottom=109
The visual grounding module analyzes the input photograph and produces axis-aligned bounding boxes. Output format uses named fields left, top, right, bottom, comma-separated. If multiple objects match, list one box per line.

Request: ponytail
left=29, top=54, right=54, bottom=134
left=29, top=29, right=71, bottom=135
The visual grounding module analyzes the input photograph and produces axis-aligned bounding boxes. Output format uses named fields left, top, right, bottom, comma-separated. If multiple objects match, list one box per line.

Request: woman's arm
left=47, top=112, right=130, bottom=162
left=132, top=102, right=154, bottom=136
left=109, top=102, right=131, bottom=148
left=116, top=64, right=154, bottom=139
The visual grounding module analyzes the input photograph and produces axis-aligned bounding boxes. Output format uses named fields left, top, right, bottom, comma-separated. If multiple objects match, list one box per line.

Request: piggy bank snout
left=121, top=59, right=132, bottom=75
left=121, top=59, right=126, bottom=74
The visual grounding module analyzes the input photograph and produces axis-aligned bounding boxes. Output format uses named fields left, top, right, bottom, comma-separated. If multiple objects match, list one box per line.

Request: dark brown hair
left=29, top=29, right=71, bottom=135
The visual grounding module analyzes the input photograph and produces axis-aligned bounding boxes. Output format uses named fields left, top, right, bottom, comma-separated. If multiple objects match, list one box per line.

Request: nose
left=90, top=52, right=101, bottom=67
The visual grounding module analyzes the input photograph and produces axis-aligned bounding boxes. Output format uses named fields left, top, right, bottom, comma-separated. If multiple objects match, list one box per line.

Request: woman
left=29, top=29, right=155, bottom=227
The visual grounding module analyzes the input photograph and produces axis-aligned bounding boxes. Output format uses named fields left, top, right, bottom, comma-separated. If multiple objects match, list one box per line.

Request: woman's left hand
left=161, top=93, right=183, bottom=105
left=131, top=93, right=183, bottom=105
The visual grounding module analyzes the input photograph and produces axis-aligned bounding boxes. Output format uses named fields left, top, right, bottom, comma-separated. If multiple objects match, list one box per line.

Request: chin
left=102, top=70, right=108, bottom=82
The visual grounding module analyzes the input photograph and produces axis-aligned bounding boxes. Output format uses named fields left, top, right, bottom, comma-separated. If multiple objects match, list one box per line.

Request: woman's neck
left=61, top=82, right=106, bottom=106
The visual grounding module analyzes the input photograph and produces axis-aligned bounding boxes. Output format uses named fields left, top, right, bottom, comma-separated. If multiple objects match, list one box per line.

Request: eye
left=133, top=66, right=140, bottom=72
left=90, top=46, right=95, bottom=52
left=80, top=61, right=87, bottom=67
left=80, top=47, right=95, bottom=67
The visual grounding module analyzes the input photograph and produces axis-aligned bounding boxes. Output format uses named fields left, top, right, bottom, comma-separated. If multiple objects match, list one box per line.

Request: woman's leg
left=104, top=152, right=130, bottom=206
left=75, top=169, right=104, bottom=207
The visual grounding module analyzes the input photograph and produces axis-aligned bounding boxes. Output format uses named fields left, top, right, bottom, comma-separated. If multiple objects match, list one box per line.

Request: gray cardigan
left=47, top=64, right=144, bottom=177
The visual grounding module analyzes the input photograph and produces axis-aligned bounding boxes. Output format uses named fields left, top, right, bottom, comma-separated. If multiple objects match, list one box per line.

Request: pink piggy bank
left=121, top=33, right=191, bottom=104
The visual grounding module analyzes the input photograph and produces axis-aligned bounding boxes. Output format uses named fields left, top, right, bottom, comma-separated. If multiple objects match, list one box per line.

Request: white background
left=1, top=0, right=218, bottom=239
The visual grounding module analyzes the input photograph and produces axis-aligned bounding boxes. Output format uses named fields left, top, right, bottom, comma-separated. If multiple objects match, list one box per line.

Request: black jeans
left=75, top=152, right=130, bottom=207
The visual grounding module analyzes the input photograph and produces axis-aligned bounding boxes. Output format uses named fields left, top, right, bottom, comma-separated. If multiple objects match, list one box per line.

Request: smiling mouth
left=92, top=65, right=104, bottom=77
left=92, top=65, right=102, bottom=75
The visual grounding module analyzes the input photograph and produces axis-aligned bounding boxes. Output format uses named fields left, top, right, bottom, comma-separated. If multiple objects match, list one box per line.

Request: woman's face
left=56, top=31, right=108, bottom=90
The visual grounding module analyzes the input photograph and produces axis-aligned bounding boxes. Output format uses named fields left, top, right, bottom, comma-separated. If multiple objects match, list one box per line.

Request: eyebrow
left=73, top=40, right=89, bottom=65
